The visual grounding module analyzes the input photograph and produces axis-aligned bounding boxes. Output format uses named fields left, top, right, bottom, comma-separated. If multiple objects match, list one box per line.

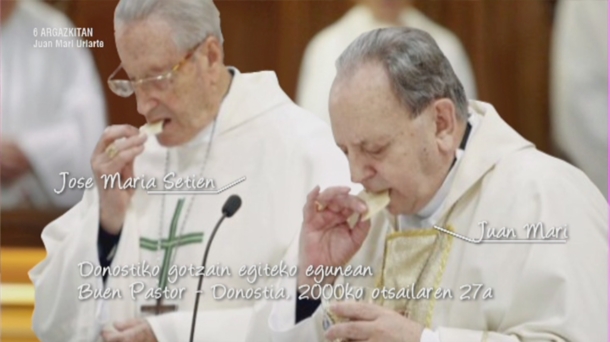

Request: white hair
left=336, top=27, right=469, bottom=120
left=114, top=0, right=223, bottom=52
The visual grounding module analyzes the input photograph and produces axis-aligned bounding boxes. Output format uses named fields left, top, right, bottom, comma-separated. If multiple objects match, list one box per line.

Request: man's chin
left=386, top=195, right=416, bottom=216
left=387, top=202, right=401, bottom=216
left=155, top=133, right=184, bottom=148
left=387, top=189, right=399, bottom=214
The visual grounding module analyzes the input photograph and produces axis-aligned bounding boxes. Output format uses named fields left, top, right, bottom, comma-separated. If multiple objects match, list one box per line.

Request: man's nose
left=349, top=154, right=375, bottom=184
left=135, top=88, right=158, bottom=116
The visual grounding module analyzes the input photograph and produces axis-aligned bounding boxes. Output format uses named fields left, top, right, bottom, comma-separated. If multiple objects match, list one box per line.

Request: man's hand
left=101, top=318, right=157, bottom=342
left=1, top=140, right=31, bottom=184
left=92, top=125, right=147, bottom=235
left=325, top=302, right=424, bottom=342
left=298, top=186, right=370, bottom=288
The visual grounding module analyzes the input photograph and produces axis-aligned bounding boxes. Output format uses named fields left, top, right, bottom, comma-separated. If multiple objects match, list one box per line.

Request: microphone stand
left=188, top=214, right=227, bottom=342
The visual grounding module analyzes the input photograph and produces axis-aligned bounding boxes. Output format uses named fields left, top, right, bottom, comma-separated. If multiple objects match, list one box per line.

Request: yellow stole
left=323, top=211, right=456, bottom=335
left=374, top=223, right=454, bottom=328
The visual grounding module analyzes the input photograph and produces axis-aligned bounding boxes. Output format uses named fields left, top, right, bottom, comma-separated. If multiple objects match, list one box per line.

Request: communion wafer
left=347, top=190, right=390, bottom=228
left=139, top=121, right=163, bottom=135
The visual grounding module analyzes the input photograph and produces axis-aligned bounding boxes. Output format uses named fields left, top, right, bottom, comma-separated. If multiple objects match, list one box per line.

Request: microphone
left=222, top=195, right=242, bottom=218
left=189, top=195, right=242, bottom=342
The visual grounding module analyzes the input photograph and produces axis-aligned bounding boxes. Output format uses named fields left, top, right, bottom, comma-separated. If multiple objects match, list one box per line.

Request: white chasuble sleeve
left=434, top=159, right=607, bottom=341
left=146, top=308, right=254, bottom=342
left=260, top=125, right=354, bottom=341
left=265, top=264, right=327, bottom=342
left=29, top=188, right=105, bottom=341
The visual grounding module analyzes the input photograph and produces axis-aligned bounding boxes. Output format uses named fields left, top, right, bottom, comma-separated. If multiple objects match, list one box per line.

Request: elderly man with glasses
left=29, top=0, right=351, bottom=341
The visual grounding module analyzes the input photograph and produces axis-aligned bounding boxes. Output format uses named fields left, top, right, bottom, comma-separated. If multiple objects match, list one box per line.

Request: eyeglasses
left=107, top=42, right=202, bottom=98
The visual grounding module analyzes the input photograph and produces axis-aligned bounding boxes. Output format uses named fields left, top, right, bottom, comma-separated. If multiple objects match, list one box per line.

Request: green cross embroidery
left=140, top=198, right=204, bottom=290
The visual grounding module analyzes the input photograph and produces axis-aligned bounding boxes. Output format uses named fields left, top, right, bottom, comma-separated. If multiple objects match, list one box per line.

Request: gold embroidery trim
left=424, top=224, right=455, bottom=328
left=385, top=229, right=439, bottom=241
left=375, top=225, right=455, bottom=327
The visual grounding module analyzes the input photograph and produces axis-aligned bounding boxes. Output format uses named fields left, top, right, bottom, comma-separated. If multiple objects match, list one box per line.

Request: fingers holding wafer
left=309, top=186, right=351, bottom=213
left=91, top=125, right=148, bottom=181
left=346, top=190, right=391, bottom=228
left=315, top=201, right=326, bottom=211
left=95, top=125, right=140, bottom=156
left=315, top=186, right=352, bottom=204
left=314, top=187, right=366, bottom=216
left=304, top=186, right=362, bottom=231
left=303, top=185, right=321, bottom=217
left=103, top=134, right=147, bottom=164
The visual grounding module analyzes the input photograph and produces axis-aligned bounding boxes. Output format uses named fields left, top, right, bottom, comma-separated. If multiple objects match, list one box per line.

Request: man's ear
left=432, top=98, right=459, bottom=153
left=200, top=36, right=223, bottom=69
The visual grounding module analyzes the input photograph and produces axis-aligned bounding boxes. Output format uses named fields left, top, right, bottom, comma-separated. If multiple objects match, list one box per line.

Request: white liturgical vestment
left=266, top=101, right=608, bottom=342
left=29, top=69, right=352, bottom=342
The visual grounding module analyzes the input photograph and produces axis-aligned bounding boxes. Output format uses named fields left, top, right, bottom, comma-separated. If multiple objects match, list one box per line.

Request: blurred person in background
left=551, top=0, right=608, bottom=199
left=297, top=0, right=477, bottom=125
left=1, top=0, right=107, bottom=209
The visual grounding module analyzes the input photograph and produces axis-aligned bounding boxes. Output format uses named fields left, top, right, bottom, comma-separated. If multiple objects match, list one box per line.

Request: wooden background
left=3, top=0, right=557, bottom=246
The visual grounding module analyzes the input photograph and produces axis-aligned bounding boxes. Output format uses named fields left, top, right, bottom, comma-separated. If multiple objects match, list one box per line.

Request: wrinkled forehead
left=330, top=66, right=410, bottom=145
left=115, top=18, right=180, bottom=78
left=330, top=64, right=400, bottom=120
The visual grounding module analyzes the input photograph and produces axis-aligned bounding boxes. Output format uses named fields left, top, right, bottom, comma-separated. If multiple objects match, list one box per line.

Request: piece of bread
left=139, top=121, right=163, bottom=135
left=347, top=190, right=390, bottom=228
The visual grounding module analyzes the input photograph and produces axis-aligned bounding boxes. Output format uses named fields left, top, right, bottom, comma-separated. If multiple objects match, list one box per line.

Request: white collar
left=398, top=113, right=479, bottom=230
left=170, top=67, right=239, bottom=152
